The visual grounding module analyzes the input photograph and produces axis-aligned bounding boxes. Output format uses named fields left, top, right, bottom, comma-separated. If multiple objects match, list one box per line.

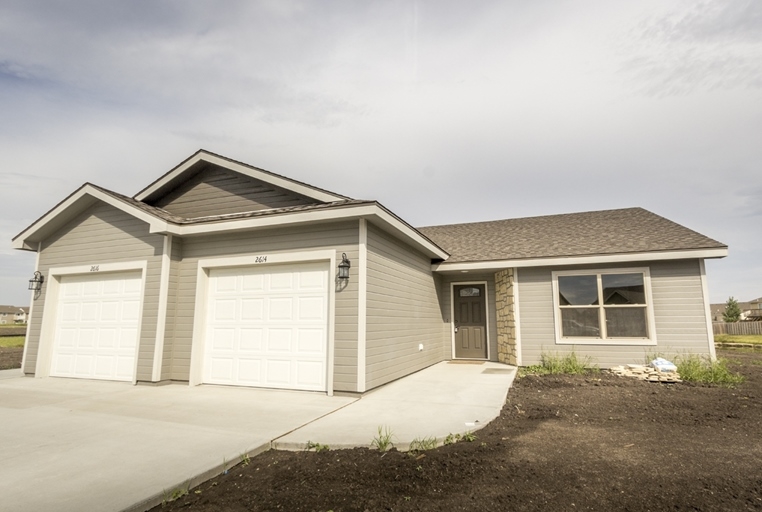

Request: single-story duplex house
left=13, top=150, right=727, bottom=394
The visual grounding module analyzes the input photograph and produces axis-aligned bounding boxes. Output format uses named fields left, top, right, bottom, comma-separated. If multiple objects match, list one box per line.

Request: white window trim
left=188, top=249, right=337, bottom=395
left=551, top=267, right=657, bottom=346
left=450, top=281, right=491, bottom=360
left=36, top=260, right=149, bottom=383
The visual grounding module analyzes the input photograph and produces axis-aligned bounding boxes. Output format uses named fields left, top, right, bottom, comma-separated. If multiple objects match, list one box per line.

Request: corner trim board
left=357, top=219, right=367, bottom=392
left=152, top=234, right=172, bottom=381
left=699, top=259, right=717, bottom=361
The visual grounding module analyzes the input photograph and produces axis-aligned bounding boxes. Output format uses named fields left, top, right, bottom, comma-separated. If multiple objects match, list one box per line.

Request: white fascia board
left=161, top=204, right=450, bottom=260
left=135, top=151, right=345, bottom=203
left=12, top=185, right=169, bottom=250
left=432, top=247, right=729, bottom=273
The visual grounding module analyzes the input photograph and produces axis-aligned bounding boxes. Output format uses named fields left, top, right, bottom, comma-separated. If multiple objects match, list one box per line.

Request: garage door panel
left=237, top=359, right=261, bottom=383
left=98, top=329, right=117, bottom=348
left=296, top=361, right=323, bottom=388
left=239, top=329, right=263, bottom=350
left=297, top=329, right=325, bottom=353
left=241, top=299, right=264, bottom=321
left=267, top=329, right=292, bottom=351
left=299, top=270, right=326, bottom=290
left=120, top=328, right=138, bottom=349
left=209, top=358, right=234, bottom=381
left=269, top=272, right=294, bottom=290
left=242, top=274, right=264, bottom=291
left=269, top=298, right=294, bottom=320
left=265, top=360, right=291, bottom=384
left=214, top=274, right=238, bottom=293
left=211, top=328, right=235, bottom=350
left=298, top=297, right=326, bottom=321
left=212, top=299, right=237, bottom=321
left=51, top=271, right=142, bottom=382
left=121, top=300, right=141, bottom=321
left=204, top=262, right=328, bottom=391
left=80, top=302, right=99, bottom=321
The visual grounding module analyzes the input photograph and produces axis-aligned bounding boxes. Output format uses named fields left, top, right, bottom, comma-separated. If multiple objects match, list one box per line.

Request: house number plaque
left=90, top=265, right=100, bottom=272
left=254, top=256, right=267, bottom=263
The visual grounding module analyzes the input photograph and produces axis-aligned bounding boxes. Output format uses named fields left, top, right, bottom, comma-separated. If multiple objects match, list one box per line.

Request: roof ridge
left=417, top=207, right=645, bottom=230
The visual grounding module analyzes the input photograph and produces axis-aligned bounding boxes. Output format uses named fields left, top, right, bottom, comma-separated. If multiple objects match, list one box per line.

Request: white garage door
left=204, top=262, right=329, bottom=391
left=51, top=271, right=143, bottom=381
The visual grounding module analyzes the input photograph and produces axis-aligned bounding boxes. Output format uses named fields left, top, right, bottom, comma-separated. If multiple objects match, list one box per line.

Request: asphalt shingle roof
left=417, top=207, right=726, bottom=263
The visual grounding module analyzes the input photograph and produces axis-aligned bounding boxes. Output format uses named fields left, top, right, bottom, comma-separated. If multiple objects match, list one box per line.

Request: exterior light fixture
left=338, top=253, right=351, bottom=281
left=28, top=271, right=44, bottom=291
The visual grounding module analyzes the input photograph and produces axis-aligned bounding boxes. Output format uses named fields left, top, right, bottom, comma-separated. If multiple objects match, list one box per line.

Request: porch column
left=494, top=269, right=517, bottom=365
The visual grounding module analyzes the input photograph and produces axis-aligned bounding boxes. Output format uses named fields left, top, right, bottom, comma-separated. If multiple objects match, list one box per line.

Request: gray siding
left=517, top=259, right=712, bottom=367
left=150, top=166, right=319, bottom=218
left=161, top=236, right=184, bottom=380
left=25, top=203, right=163, bottom=380
left=365, top=223, right=447, bottom=390
left=169, top=221, right=359, bottom=391
left=439, top=273, right=499, bottom=362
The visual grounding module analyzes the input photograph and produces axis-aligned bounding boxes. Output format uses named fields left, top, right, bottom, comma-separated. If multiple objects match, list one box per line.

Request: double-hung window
left=552, top=268, right=655, bottom=344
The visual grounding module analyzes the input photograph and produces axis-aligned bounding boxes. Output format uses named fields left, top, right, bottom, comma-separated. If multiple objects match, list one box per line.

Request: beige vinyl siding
left=170, top=221, right=359, bottom=391
left=161, top=236, right=184, bottom=380
left=517, top=259, right=713, bottom=367
left=25, top=202, right=163, bottom=380
left=365, top=223, right=447, bottom=390
left=150, top=166, right=319, bottom=218
left=439, top=273, right=499, bottom=362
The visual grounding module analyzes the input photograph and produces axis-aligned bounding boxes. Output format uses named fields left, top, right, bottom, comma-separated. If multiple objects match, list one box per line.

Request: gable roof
left=135, top=149, right=349, bottom=204
left=12, top=182, right=448, bottom=259
left=419, top=207, right=727, bottom=271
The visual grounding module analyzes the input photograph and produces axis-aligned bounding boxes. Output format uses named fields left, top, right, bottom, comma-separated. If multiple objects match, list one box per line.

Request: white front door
left=51, top=271, right=143, bottom=381
left=204, top=262, right=329, bottom=391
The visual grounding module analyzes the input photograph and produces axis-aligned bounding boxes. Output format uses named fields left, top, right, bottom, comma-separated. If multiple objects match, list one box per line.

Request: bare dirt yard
left=2, top=346, right=758, bottom=510
left=148, top=348, right=761, bottom=512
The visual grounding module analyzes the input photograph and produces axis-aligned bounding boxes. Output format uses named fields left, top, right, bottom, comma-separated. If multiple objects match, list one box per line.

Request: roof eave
left=157, top=202, right=449, bottom=260
left=432, top=247, right=729, bottom=273
left=12, top=184, right=169, bottom=251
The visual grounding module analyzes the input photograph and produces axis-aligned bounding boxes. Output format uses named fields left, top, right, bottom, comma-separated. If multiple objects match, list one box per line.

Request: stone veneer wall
left=494, top=269, right=517, bottom=365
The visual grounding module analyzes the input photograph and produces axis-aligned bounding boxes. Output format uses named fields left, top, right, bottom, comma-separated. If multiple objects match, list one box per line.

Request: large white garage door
left=51, top=271, right=143, bottom=381
left=204, top=262, right=329, bottom=391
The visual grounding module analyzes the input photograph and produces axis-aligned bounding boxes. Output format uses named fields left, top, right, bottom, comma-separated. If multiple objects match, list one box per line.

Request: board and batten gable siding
left=439, top=273, right=499, bottom=362
left=168, top=221, right=360, bottom=391
left=364, top=223, right=447, bottom=390
left=24, top=202, right=163, bottom=380
left=149, top=165, right=320, bottom=218
left=517, top=259, right=712, bottom=367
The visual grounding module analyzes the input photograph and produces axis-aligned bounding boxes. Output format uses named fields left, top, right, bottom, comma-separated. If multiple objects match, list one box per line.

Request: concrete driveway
left=0, top=373, right=355, bottom=512
left=0, top=361, right=515, bottom=512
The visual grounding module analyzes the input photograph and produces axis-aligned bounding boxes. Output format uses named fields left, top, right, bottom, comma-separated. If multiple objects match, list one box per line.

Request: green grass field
left=0, top=336, right=25, bottom=348
left=715, top=334, right=762, bottom=345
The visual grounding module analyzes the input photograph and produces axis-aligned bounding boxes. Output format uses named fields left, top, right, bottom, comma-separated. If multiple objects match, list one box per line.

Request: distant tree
left=723, top=296, right=742, bottom=323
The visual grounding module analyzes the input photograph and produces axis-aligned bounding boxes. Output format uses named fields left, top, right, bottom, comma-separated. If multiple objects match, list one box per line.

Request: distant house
left=12, top=150, right=727, bottom=390
left=711, top=297, right=762, bottom=322
left=0, top=305, right=27, bottom=324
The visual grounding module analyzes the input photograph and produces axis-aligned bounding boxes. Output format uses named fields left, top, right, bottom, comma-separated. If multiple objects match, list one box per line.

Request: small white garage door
left=51, top=271, right=143, bottom=381
left=204, top=262, right=329, bottom=391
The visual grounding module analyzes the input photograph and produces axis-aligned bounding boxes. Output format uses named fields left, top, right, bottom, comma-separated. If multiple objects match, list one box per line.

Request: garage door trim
left=189, top=250, right=337, bottom=394
left=36, top=261, right=148, bottom=382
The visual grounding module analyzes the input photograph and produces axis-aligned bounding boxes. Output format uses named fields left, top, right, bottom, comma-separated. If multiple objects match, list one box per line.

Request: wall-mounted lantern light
left=338, top=253, right=351, bottom=281
left=28, top=271, right=44, bottom=291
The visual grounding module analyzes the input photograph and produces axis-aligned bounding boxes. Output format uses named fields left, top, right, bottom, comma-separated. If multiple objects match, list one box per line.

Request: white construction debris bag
left=650, top=357, right=677, bottom=373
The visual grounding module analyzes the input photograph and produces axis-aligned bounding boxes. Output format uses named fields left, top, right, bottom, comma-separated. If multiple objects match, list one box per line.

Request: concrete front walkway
left=0, top=361, right=515, bottom=512
left=275, top=361, right=516, bottom=450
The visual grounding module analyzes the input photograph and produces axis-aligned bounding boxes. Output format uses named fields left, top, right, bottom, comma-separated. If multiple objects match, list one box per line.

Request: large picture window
left=553, top=269, right=654, bottom=343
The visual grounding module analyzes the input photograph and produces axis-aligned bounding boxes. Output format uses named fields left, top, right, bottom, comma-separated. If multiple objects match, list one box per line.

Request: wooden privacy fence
left=713, top=322, right=762, bottom=336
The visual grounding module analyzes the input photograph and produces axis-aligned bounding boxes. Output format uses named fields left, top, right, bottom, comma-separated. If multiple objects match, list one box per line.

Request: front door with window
left=453, top=284, right=488, bottom=359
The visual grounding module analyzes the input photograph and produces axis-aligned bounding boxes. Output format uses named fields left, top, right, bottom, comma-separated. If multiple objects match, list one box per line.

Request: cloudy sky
left=1, top=0, right=760, bottom=307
